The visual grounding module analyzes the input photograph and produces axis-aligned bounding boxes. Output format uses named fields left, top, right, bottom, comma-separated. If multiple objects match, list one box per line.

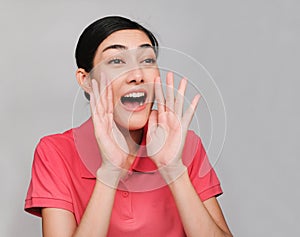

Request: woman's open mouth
left=120, top=91, right=147, bottom=111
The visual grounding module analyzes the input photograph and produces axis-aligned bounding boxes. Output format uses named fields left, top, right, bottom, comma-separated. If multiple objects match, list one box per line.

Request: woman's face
left=92, top=29, right=159, bottom=131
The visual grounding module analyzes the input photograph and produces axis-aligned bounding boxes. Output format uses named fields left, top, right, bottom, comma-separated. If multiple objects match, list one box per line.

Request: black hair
left=75, top=16, right=159, bottom=73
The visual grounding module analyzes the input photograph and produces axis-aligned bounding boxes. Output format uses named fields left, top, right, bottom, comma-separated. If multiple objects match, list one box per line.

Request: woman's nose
left=126, top=67, right=144, bottom=84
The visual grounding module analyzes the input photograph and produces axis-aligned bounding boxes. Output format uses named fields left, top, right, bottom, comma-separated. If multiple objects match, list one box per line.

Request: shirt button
left=122, top=191, right=129, bottom=198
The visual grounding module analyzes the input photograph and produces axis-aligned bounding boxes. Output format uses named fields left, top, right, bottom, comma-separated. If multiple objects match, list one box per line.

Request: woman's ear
left=76, top=68, right=91, bottom=94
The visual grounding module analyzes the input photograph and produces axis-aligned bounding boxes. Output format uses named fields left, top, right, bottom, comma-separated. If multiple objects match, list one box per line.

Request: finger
left=89, top=83, right=96, bottom=116
left=165, top=72, right=174, bottom=112
left=112, top=122, right=129, bottom=154
left=182, top=94, right=201, bottom=129
left=91, top=79, right=100, bottom=103
left=99, top=72, right=108, bottom=111
left=154, top=76, right=165, bottom=114
left=147, top=110, right=158, bottom=143
left=106, top=78, right=113, bottom=114
left=90, top=79, right=100, bottom=116
left=174, top=78, right=187, bottom=117
left=148, top=110, right=158, bottom=129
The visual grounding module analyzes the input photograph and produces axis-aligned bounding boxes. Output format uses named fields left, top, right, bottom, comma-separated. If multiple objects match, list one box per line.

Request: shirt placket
left=118, top=180, right=133, bottom=220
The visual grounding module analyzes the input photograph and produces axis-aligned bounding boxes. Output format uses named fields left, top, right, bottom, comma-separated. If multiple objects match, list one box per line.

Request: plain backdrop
left=1, top=0, right=300, bottom=236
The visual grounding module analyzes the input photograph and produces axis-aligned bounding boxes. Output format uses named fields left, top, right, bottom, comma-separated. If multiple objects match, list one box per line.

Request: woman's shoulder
left=39, top=128, right=74, bottom=148
left=182, top=130, right=205, bottom=167
left=185, top=130, right=203, bottom=149
left=34, top=128, right=78, bottom=164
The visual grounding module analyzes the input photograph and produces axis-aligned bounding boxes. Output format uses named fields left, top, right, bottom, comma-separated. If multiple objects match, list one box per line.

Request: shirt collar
left=73, top=118, right=157, bottom=179
left=130, top=123, right=157, bottom=174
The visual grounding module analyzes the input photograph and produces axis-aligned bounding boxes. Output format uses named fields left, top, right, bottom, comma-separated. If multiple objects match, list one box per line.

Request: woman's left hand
left=146, top=72, right=200, bottom=182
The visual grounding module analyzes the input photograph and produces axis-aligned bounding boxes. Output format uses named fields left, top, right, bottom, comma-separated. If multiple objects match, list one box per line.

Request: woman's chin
left=115, top=115, right=148, bottom=131
left=114, top=106, right=151, bottom=131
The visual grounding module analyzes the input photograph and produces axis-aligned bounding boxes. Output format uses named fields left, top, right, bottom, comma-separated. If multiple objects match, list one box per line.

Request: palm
left=147, top=111, right=181, bottom=165
left=89, top=77, right=129, bottom=170
left=146, top=73, right=200, bottom=168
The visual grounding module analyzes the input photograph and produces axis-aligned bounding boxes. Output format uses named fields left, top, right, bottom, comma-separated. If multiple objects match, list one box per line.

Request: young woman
left=25, top=16, right=233, bottom=237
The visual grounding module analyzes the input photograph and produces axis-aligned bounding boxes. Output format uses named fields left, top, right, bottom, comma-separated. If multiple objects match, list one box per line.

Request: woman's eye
left=108, top=58, right=125, bottom=64
left=142, top=58, right=156, bottom=64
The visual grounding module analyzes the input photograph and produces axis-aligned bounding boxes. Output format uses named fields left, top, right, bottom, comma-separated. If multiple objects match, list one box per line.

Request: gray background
left=1, top=0, right=299, bottom=236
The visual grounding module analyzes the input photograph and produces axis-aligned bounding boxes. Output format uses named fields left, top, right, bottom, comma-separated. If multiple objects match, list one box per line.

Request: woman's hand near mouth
left=146, top=72, right=201, bottom=183
left=89, top=73, right=129, bottom=185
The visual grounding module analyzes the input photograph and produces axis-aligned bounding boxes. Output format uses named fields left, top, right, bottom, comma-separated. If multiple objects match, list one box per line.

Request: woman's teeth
left=121, top=92, right=146, bottom=107
left=123, top=92, right=145, bottom=98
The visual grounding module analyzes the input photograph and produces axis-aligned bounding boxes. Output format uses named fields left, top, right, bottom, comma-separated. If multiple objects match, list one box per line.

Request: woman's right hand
left=89, top=74, right=129, bottom=184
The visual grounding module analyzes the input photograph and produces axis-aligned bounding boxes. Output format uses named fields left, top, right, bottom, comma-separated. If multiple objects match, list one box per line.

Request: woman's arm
left=42, top=170, right=119, bottom=237
left=42, top=76, right=129, bottom=237
left=42, top=173, right=232, bottom=237
left=147, top=73, right=232, bottom=236
left=168, top=170, right=233, bottom=237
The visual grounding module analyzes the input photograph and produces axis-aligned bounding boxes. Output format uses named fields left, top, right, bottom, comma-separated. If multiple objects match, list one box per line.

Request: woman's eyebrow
left=139, top=43, right=153, bottom=49
left=139, top=44, right=156, bottom=54
left=102, top=43, right=154, bottom=53
left=102, top=44, right=127, bottom=52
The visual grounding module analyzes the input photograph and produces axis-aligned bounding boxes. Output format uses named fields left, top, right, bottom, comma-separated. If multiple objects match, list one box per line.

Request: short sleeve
left=184, top=131, right=223, bottom=202
left=24, top=138, right=74, bottom=217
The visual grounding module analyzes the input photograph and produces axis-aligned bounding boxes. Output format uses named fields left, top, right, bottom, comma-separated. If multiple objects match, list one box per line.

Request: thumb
left=148, top=110, right=158, bottom=133
left=147, top=110, right=158, bottom=146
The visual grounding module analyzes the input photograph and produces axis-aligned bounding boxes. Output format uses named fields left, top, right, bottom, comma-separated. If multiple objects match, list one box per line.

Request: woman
left=25, top=16, right=232, bottom=237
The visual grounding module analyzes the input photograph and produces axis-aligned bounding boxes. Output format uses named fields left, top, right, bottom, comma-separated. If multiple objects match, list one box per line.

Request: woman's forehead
left=98, top=29, right=152, bottom=52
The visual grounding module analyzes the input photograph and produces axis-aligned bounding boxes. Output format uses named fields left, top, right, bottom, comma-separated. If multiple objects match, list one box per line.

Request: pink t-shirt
left=25, top=118, right=222, bottom=236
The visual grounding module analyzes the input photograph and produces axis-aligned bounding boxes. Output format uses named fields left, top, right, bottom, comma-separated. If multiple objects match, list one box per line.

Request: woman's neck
left=117, top=125, right=144, bottom=155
